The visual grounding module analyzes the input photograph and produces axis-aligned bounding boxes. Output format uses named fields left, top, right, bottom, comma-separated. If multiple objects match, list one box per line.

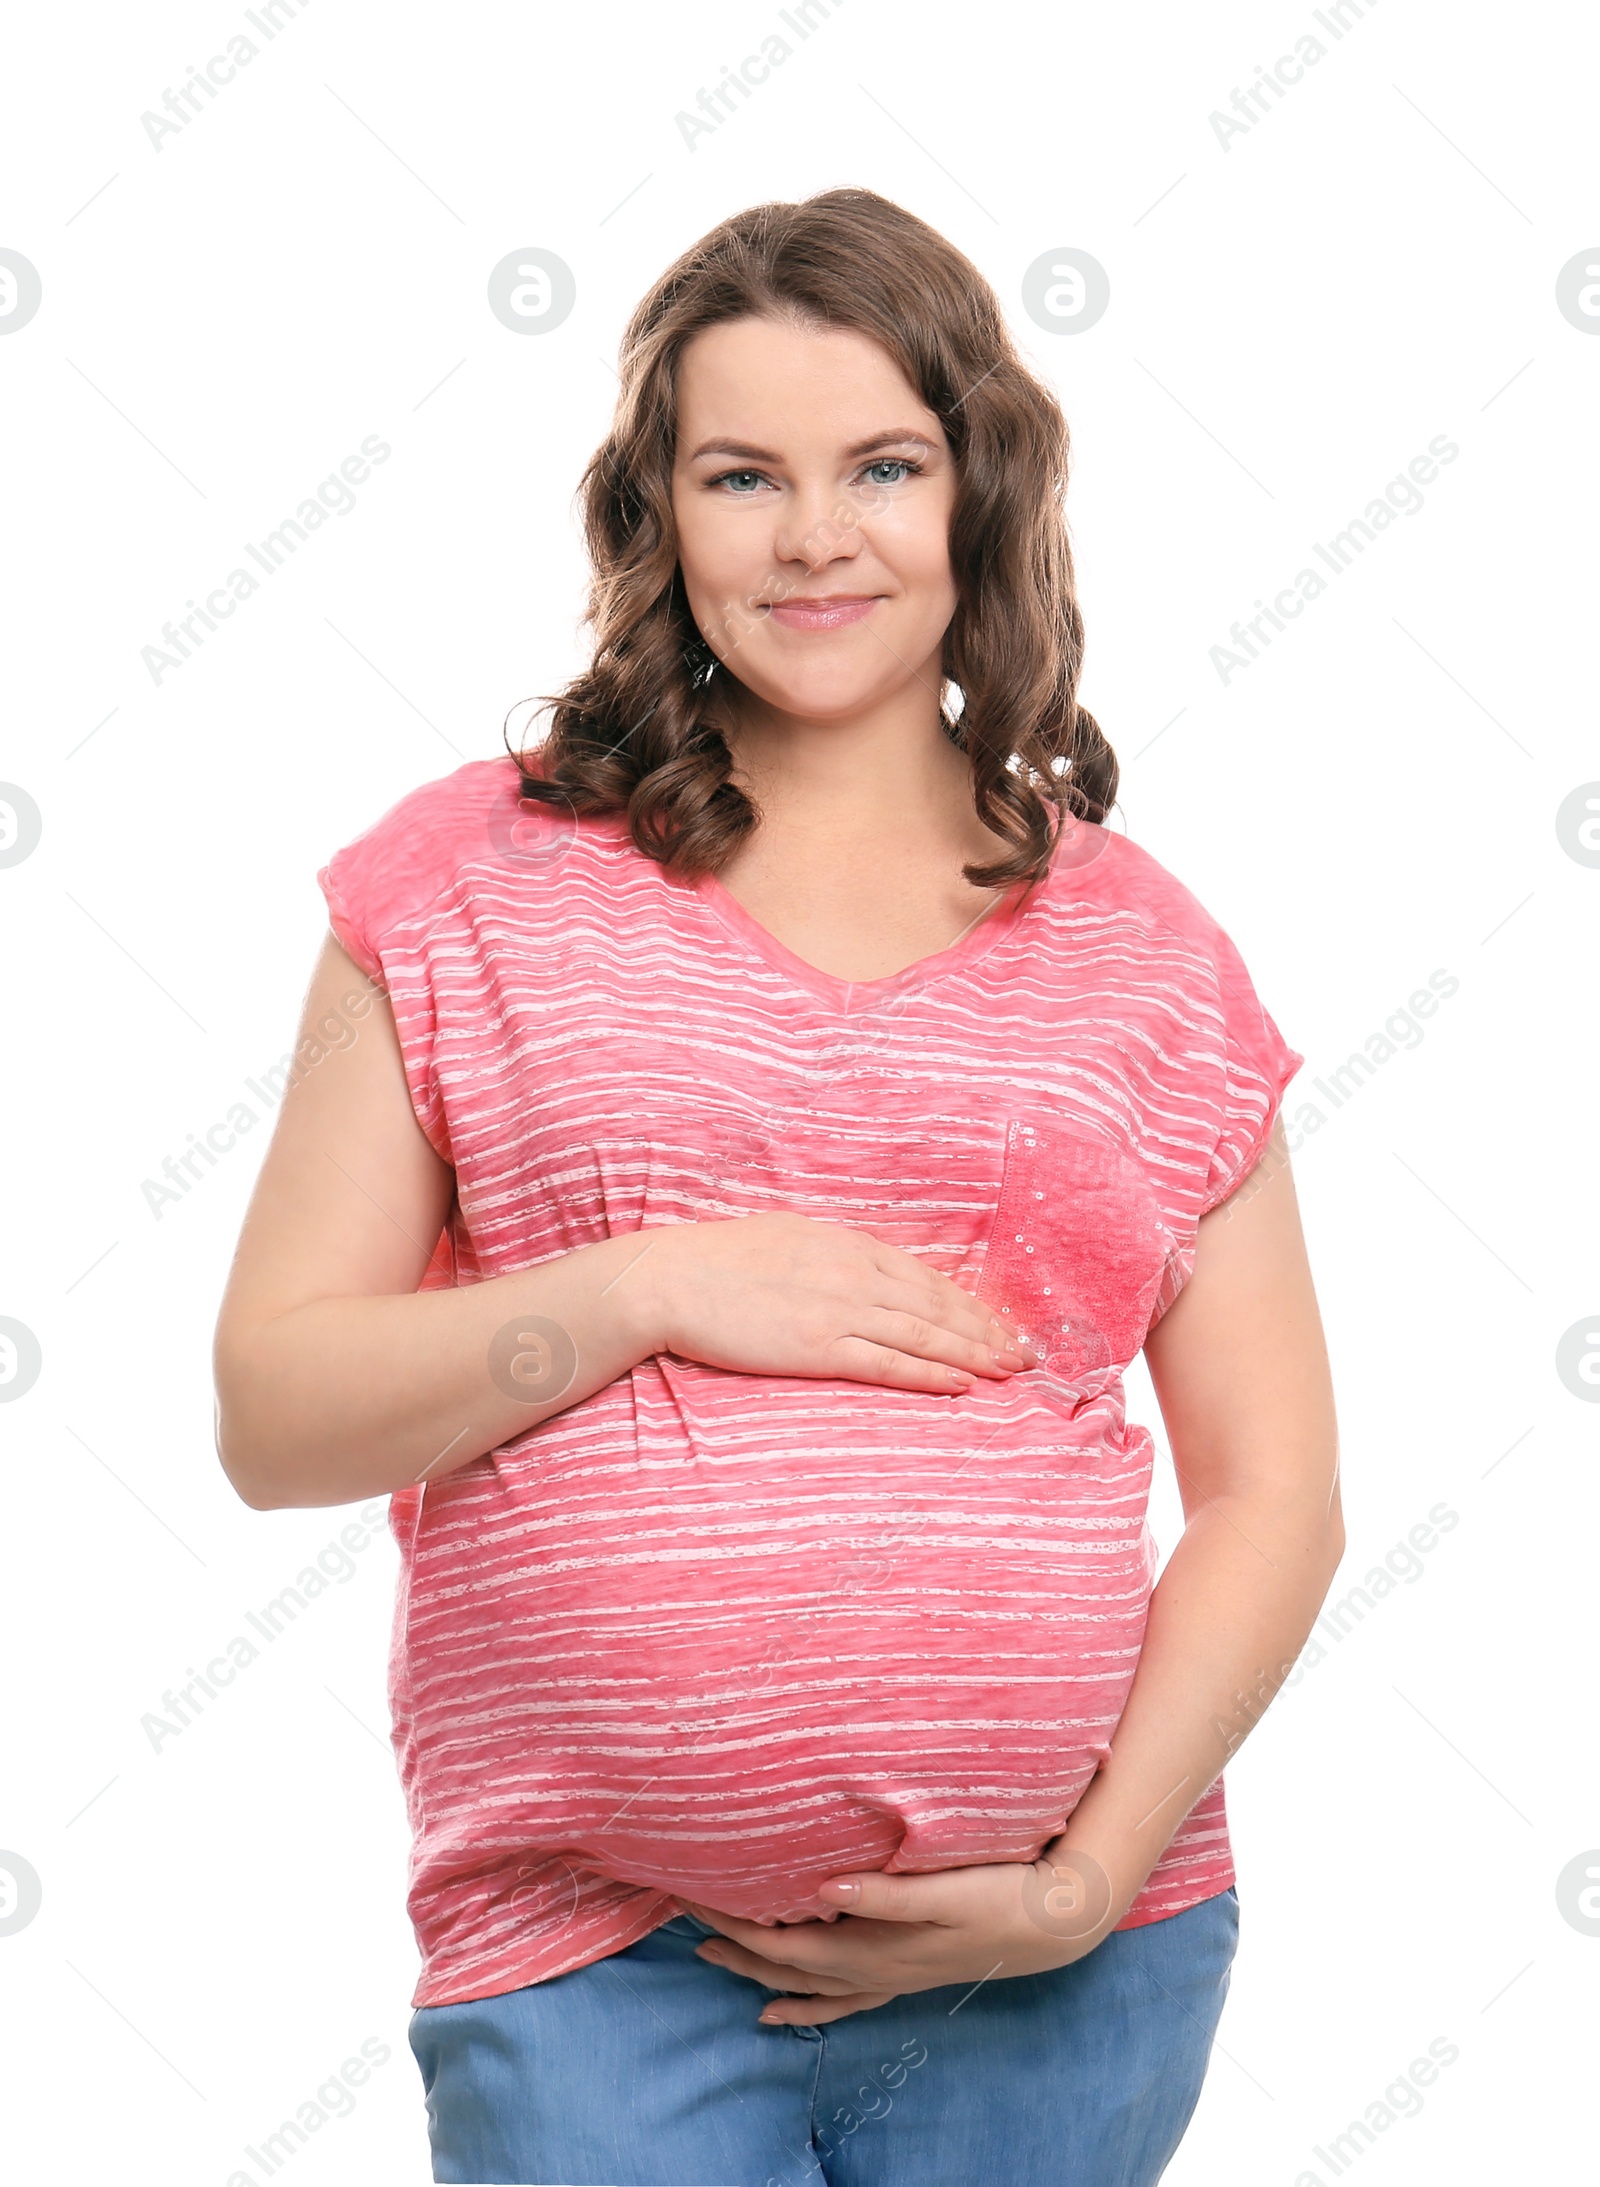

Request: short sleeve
left=1198, top=919, right=1304, bottom=1214
left=315, top=756, right=517, bottom=994
left=317, top=843, right=386, bottom=987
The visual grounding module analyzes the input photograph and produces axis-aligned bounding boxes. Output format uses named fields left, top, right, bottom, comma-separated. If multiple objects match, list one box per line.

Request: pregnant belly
left=409, top=1397, right=1156, bottom=1924
left=539, top=1600, right=1140, bottom=1922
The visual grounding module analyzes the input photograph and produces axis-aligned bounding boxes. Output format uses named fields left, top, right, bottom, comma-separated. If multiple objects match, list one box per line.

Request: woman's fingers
left=695, top=1942, right=904, bottom=2020
left=695, top=1937, right=865, bottom=1994
left=828, top=1335, right=979, bottom=1393
left=758, top=1987, right=900, bottom=2027
left=870, top=1254, right=1040, bottom=1363
left=693, top=1936, right=900, bottom=2024
left=655, top=1212, right=1041, bottom=1392
left=877, top=1286, right=1032, bottom=1365
left=861, top=1304, right=1031, bottom=1377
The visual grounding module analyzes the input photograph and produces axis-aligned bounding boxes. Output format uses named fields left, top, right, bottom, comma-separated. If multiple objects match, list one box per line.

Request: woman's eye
left=711, top=459, right=919, bottom=493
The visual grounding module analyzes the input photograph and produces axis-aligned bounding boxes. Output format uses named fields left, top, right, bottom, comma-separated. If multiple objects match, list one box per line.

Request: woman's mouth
left=765, top=594, right=883, bottom=630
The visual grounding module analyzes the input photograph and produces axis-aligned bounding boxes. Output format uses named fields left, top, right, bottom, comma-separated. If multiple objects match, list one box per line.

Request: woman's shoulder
left=1041, top=814, right=1235, bottom=959
left=325, top=753, right=522, bottom=864
left=1038, top=817, right=1298, bottom=1051
left=315, top=753, right=606, bottom=982
left=1044, top=815, right=1303, bottom=1143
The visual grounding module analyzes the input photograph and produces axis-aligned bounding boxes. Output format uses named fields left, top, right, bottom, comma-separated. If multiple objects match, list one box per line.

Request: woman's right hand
left=215, top=938, right=1039, bottom=1511
left=623, top=1211, right=1040, bottom=1394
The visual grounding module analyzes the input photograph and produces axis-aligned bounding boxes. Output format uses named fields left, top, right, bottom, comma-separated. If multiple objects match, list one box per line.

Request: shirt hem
left=1112, top=1861, right=1237, bottom=1931
left=408, top=1897, right=685, bottom=2010
left=409, top=1858, right=1240, bottom=2008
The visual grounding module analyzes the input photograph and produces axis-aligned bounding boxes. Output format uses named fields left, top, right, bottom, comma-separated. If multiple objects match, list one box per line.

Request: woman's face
left=669, top=315, right=959, bottom=728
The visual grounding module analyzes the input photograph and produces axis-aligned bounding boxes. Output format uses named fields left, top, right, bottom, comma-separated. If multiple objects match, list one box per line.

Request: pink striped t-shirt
left=318, top=755, right=1301, bottom=2010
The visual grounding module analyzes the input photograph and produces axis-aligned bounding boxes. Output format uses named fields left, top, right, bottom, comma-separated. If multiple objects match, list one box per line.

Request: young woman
left=214, top=188, right=1342, bottom=2187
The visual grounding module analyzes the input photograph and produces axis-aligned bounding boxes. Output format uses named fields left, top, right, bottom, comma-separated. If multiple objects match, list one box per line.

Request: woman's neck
left=715, top=684, right=1005, bottom=870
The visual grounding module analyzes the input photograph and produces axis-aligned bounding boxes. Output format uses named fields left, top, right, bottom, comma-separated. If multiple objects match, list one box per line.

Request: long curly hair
left=509, top=186, right=1117, bottom=890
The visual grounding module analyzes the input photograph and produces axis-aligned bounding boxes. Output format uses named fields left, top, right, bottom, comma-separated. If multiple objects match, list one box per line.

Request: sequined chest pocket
left=976, top=1118, right=1188, bottom=1405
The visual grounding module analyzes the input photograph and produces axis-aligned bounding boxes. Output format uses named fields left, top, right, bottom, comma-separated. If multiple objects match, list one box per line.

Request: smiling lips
left=765, top=594, right=883, bottom=630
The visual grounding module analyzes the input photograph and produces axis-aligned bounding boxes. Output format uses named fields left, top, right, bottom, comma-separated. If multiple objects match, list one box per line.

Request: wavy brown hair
left=509, top=186, right=1117, bottom=890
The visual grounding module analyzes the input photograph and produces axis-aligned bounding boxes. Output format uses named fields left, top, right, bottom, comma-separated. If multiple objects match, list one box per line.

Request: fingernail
left=820, top=1880, right=859, bottom=1902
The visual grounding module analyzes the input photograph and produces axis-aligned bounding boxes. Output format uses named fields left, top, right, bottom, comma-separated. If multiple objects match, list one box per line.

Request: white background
left=1, top=1, right=1594, bottom=2180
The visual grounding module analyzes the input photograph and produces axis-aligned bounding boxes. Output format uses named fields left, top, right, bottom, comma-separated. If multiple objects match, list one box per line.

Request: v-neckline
left=689, top=860, right=1042, bottom=1016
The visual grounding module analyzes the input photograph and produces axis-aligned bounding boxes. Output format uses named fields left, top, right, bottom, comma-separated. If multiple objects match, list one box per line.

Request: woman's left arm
left=1029, top=1109, right=1344, bottom=1916
left=682, top=1119, right=1346, bottom=2021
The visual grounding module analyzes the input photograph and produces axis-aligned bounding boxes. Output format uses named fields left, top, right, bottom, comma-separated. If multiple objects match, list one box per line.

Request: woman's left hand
left=679, top=1853, right=1117, bottom=2026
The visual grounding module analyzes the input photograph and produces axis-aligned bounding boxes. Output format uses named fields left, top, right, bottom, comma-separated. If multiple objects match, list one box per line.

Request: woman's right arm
left=214, top=937, right=1034, bottom=1512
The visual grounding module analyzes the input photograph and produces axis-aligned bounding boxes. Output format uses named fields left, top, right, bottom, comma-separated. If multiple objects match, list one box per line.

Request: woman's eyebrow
left=684, top=429, right=935, bottom=463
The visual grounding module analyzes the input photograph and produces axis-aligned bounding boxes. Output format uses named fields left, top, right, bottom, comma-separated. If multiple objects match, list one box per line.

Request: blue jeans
left=408, top=1886, right=1239, bottom=2185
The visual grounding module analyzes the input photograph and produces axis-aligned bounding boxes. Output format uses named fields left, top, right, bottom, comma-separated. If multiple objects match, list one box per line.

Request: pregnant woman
left=214, top=187, right=1342, bottom=2187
